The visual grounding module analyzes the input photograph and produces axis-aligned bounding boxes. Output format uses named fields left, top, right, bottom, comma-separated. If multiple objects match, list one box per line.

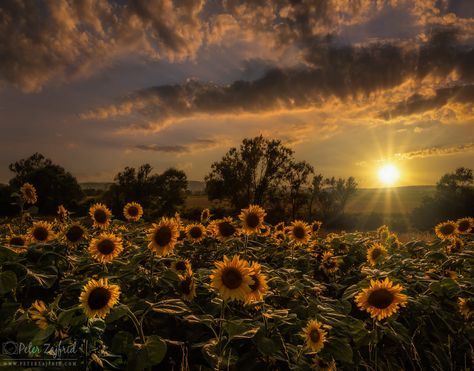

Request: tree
left=285, top=161, right=314, bottom=220
left=411, top=167, right=474, bottom=230
left=8, top=153, right=84, bottom=214
left=308, top=175, right=358, bottom=223
left=104, top=164, right=187, bottom=218
left=205, top=136, right=304, bottom=208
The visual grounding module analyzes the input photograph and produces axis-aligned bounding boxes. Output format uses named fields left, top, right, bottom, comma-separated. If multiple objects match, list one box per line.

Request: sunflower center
left=312, top=224, right=320, bottom=233
left=324, top=259, right=336, bottom=269
left=201, top=211, right=209, bottom=220
left=127, top=206, right=139, bottom=216
left=440, top=224, right=455, bottom=235
left=249, top=274, right=260, bottom=291
left=33, top=227, right=49, bottom=241
left=245, top=213, right=260, bottom=228
left=367, top=288, right=394, bottom=309
left=154, top=226, right=172, bottom=246
left=189, top=226, right=203, bottom=239
left=87, top=287, right=111, bottom=310
left=94, top=209, right=108, bottom=224
left=309, top=329, right=320, bottom=343
left=221, top=267, right=243, bottom=289
left=66, top=225, right=84, bottom=242
left=175, top=261, right=187, bottom=271
left=10, top=236, right=25, bottom=246
left=293, top=226, right=306, bottom=239
left=219, top=222, right=235, bottom=237
left=458, top=220, right=470, bottom=232
left=97, top=239, right=116, bottom=255
left=371, top=248, right=382, bottom=259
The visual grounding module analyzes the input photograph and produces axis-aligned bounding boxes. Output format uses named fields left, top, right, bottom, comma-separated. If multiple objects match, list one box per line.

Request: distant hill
left=188, top=180, right=206, bottom=194
left=80, top=182, right=113, bottom=191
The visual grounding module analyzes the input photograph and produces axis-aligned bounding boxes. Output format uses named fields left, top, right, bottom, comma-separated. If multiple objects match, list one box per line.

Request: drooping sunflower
left=29, top=221, right=55, bottom=243
left=210, top=255, right=254, bottom=302
left=302, top=320, right=327, bottom=353
left=178, top=275, right=196, bottom=301
left=245, top=262, right=268, bottom=303
left=289, top=220, right=311, bottom=245
left=63, top=223, right=87, bottom=247
left=57, top=205, right=69, bottom=223
left=89, top=203, right=112, bottom=229
left=79, top=278, right=120, bottom=319
left=20, top=183, right=37, bottom=204
left=147, top=218, right=180, bottom=256
left=201, top=208, right=211, bottom=223
left=447, top=237, right=464, bottom=254
left=8, top=235, right=28, bottom=249
left=28, top=300, right=49, bottom=330
left=239, top=205, right=266, bottom=234
left=311, top=221, right=322, bottom=235
left=435, top=221, right=458, bottom=240
left=377, top=225, right=390, bottom=241
left=123, top=202, right=143, bottom=222
left=313, top=357, right=337, bottom=371
left=458, top=297, right=474, bottom=320
left=456, top=217, right=474, bottom=234
left=355, top=278, right=408, bottom=321
left=171, top=258, right=193, bottom=276
left=367, top=243, right=388, bottom=266
left=89, top=233, right=123, bottom=263
left=320, top=251, right=340, bottom=273
left=209, top=217, right=237, bottom=240
left=186, top=223, right=207, bottom=243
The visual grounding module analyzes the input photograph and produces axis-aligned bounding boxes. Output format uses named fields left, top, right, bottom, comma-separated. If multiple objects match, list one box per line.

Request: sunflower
left=245, top=262, right=268, bottom=303
left=259, top=224, right=271, bottom=237
left=29, top=221, right=55, bottom=243
left=89, top=203, right=112, bottom=229
left=321, top=251, right=339, bottom=273
left=209, top=217, right=237, bottom=240
left=147, top=218, right=180, bottom=256
left=239, top=205, right=266, bottom=234
left=171, top=258, right=193, bottom=276
left=289, top=220, right=311, bottom=245
left=367, top=243, right=388, bottom=266
left=79, top=278, right=120, bottom=319
left=377, top=225, right=390, bottom=241
left=201, top=208, right=211, bottom=223
left=63, top=223, right=87, bottom=247
left=178, top=275, right=196, bottom=301
left=447, top=237, right=464, bottom=254
left=89, top=233, right=123, bottom=263
left=313, top=357, right=337, bottom=371
left=186, top=223, right=207, bottom=243
left=311, top=221, right=322, bottom=235
left=8, top=234, right=28, bottom=249
left=435, top=221, right=458, bottom=240
left=20, top=183, right=37, bottom=204
left=302, top=320, right=327, bottom=353
left=456, top=217, right=474, bottom=234
left=458, top=297, right=474, bottom=320
left=274, top=222, right=285, bottom=232
left=57, top=205, right=69, bottom=223
left=28, top=300, right=49, bottom=330
left=273, top=231, right=286, bottom=244
left=123, top=202, right=143, bottom=222
left=355, top=278, right=408, bottom=321
left=387, top=233, right=401, bottom=249
left=210, top=255, right=254, bottom=302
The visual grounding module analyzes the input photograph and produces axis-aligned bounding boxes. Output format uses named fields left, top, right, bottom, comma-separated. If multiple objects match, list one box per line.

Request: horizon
left=1, top=1, right=474, bottom=187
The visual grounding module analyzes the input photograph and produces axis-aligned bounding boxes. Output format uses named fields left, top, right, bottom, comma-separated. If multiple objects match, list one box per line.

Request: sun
left=377, top=164, right=400, bottom=186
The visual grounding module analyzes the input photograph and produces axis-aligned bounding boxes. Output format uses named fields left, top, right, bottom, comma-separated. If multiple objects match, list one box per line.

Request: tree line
left=0, top=137, right=472, bottom=230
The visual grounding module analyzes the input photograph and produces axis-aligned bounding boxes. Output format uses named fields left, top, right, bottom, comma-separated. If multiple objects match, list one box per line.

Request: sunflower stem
left=126, top=307, right=146, bottom=344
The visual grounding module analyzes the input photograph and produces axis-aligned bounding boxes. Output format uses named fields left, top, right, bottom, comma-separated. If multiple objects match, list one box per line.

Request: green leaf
left=111, top=331, right=135, bottom=354
left=326, top=337, right=353, bottom=364
left=0, top=271, right=17, bottom=295
left=224, top=320, right=260, bottom=340
left=254, top=333, right=279, bottom=356
left=145, top=335, right=167, bottom=365
left=31, top=325, right=55, bottom=345
left=106, top=304, right=129, bottom=323
left=57, top=308, right=77, bottom=327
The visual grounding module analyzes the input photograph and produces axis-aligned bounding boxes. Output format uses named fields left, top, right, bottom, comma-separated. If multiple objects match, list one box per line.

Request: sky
left=1, top=0, right=473, bottom=187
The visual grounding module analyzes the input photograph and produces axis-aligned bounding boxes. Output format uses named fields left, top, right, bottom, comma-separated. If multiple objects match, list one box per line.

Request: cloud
left=394, top=142, right=474, bottom=160
left=134, top=138, right=222, bottom=154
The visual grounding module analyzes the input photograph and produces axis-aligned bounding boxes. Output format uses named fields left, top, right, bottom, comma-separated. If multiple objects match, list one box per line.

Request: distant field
left=186, top=186, right=436, bottom=215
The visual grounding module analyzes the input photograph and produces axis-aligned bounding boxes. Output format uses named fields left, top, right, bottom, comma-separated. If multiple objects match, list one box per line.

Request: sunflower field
left=0, top=185, right=473, bottom=370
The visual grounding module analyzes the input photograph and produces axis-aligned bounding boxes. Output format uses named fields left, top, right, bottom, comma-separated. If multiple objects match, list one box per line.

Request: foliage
left=103, top=164, right=187, bottom=218
left=411, top=167, right=474, bottom=230
left=8, top=153, right=84, bottom=214
left=0, top=208, right=472, bottom=370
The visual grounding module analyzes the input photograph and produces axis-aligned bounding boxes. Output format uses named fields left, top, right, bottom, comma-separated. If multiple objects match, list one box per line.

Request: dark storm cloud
left=135, top=139, right=218, bottom=153
left=83, top=28, right=474, bottom=125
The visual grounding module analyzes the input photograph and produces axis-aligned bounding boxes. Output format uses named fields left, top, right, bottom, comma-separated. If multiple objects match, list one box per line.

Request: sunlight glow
left=377, top=164, right=400, bottom=186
